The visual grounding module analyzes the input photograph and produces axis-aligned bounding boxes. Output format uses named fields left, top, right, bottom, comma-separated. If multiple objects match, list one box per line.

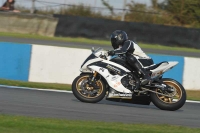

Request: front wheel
left=72, top=74, right=106, bottom=103
left=151, top=78, right=186, bottom=111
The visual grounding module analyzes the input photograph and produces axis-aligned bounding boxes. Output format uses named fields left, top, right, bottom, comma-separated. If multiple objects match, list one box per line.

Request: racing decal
left=151, top=70, right=164, bottom=77
left=106, top=65, right=121, bottom=75
left=106, top=75, right=110, bottom=78
left=111, top=76, right=118, bottom=81
left=109, top=91, right=132, bottom=97
left=99, top=67, right=105, bottom=72
left=89, top=61, right=127, bottom=76
left=114, top=81, right=121, bottom=88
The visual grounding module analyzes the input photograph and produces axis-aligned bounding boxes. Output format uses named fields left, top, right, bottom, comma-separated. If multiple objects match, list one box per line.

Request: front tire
left=72, top=74, right=106, bottom=103
left=151, top=78, right=186, bottom=111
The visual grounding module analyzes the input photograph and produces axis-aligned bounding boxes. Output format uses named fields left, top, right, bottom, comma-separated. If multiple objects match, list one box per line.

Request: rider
left=108, top=30, right=154, bottom=85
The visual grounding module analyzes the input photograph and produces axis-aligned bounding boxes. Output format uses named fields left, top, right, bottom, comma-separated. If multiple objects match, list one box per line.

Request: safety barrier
left=54, top=14, right=200, bottom=49
left=0, top=42, right=199, bottom=90
left=0, top=12, right=58, bottom=37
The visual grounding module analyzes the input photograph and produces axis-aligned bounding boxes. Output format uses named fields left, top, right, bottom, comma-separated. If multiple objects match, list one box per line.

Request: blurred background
left=1, top=0, right=199, bottom=28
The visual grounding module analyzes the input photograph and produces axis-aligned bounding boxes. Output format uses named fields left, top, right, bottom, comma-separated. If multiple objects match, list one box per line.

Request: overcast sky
left=1, top=0, right=155, bottom=8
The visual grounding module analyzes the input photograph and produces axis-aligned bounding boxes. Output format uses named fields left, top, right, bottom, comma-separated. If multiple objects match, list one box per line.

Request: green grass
left=0, top=115, right=199, bottom=133
left=0, top=79, right=71, bottom=91
left=0, top=32, right=200, bottom=53
left=0, top=32, right=109, bottom=45
left=186, top=90, right=200, bottom=101
left=0, top=79, right=200, bottom=101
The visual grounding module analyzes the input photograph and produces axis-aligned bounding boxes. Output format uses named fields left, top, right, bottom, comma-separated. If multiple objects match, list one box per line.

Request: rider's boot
left=127, top=55, right=153, bottom=86
left=133, top=61, right=152, bottom=85
left=138, top=68, right=152, bottom=85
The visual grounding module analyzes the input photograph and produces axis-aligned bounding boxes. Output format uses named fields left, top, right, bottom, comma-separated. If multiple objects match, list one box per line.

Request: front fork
left=91, top=71, right=98, bottom=82
left=87, top=71, right=99, bottom=89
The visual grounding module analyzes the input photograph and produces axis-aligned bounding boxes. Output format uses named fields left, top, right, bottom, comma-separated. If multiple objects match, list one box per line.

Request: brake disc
left=80, top=80, right=98, bottom=95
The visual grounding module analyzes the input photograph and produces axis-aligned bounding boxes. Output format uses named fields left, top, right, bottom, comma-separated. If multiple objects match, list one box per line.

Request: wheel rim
left=156, top=81, right=182, bottom=104
left=76, top=75, right=104, bottom=99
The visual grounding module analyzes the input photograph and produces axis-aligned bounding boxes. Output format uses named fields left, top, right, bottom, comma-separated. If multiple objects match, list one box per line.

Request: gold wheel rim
left=76, top=75, right=103, bottom=99
left=156, top=81, right=182, bottom=104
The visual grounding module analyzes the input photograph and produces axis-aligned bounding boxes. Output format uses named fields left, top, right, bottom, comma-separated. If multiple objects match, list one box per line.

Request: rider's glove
left=107, top=50, right=115, bottom=56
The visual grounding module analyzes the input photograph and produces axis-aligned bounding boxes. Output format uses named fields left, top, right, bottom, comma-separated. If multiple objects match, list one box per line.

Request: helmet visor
left=111, top=38, right=118, bottom=49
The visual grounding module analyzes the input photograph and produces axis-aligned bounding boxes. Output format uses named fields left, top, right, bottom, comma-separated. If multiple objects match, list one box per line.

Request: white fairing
left=102, top=60, right=131, bottom=73
left=151, top=61, right=178, bottom=78
left=80, top=58, right=103, bottom=73
left=88, top=65, right=132, bottom=93
left=80, top=47, right=178, bottom=94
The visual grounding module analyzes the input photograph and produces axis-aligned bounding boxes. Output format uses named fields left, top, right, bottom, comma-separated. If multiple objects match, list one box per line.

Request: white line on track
left=0, top=85, right=72, bottom=93
left=0, top=85, right=199, bottom=104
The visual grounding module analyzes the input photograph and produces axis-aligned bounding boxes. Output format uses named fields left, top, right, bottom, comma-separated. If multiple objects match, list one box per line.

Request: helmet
left=110, top=30, right=128, bottom=49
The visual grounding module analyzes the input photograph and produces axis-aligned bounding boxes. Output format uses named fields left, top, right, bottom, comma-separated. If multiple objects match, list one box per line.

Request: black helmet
left=110, top=30, right=128, bottom=49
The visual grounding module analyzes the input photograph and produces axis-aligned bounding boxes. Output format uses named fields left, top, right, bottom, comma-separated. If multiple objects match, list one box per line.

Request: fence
left=54, top=14, right=200, bottom=49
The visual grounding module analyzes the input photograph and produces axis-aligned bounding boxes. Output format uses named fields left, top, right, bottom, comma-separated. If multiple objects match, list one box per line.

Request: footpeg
left=140, top=79, right=153, bottom=86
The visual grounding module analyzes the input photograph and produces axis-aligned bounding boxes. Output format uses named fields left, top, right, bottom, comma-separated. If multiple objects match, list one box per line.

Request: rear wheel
left=151, top=78, right=186, bottom=111
left=72, top=74, right=106, bottom=103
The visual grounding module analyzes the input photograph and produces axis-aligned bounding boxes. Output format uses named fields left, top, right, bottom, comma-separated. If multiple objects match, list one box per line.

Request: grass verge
left=0, top=79, right=199, bottom=101
left=0, top=79, right=71, bottom=91
left=0, top=32, right=200, bottom=53
left=0, top=115, right=199, bottom=133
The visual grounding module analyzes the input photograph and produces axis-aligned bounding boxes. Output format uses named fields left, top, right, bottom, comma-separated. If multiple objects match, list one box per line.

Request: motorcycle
left=72, top=47, right=186, bottom=111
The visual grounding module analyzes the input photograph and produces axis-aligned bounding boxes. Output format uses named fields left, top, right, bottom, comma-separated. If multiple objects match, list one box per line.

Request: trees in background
left=125, top=1, right=168, bottom=24
left=15, top=0, right=200, bottom=28
left=158, top=0, right=200, bottom=27
left=125, top=0, right=200, bottom=28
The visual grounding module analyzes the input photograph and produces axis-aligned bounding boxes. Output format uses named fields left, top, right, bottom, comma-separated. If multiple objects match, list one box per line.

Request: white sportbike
left=72, top=48, right=186, bottom=111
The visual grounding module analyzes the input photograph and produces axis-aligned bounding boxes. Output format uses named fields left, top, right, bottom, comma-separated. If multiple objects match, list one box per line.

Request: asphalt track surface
left=0, top=86, right=200, bottom=128
left=0, top=36, right=200, bottom=57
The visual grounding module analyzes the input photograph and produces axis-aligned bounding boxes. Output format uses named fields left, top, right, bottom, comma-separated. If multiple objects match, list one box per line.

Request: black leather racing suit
left=113, top=40, right=153, bottom=84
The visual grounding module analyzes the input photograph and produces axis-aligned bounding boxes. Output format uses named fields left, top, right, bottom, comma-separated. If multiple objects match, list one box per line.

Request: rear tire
left=72, top=74, right=106, bottom=103
left=151, top=78, right=186, bottom=111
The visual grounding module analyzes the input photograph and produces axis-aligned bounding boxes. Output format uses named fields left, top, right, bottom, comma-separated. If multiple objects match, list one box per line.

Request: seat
left=144, top=61, right=168, bottom=71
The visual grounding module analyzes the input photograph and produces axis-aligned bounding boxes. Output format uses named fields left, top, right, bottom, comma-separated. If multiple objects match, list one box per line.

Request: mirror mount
left=91, top=47, right=95, bottom=52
